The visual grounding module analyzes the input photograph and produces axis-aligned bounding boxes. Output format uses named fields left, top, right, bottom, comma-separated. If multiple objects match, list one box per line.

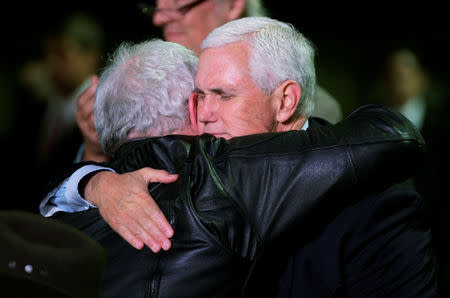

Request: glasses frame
left=138, top=0, right=208, bottom=18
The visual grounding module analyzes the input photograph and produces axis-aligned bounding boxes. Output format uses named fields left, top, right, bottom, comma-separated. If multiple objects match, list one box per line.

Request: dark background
left=1, top=1, right=448, bottom=293
left=1, top=1, right=449, bottom=116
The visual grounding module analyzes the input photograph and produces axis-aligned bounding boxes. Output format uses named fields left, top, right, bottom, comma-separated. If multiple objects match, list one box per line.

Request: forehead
left=195, top=42, right=252, bottom=89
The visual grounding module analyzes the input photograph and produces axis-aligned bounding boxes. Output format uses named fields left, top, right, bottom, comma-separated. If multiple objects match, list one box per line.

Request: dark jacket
left=56, top=104, right=434, bottom=297
left=272, top=186, right=437, bottom=298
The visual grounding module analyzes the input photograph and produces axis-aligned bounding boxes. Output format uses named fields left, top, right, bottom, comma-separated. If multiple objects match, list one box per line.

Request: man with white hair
left=77, top=0, right=342, bottom=162
left=43, top=17, right=436, bottom=297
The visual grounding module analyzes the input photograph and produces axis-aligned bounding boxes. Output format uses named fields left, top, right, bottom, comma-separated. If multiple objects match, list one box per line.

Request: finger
left=80, top=92, right=95, bottom=118
left=141, top=195, right=175, bottom=239
left=114, top=218, right=163, bottom=253
left=114, top=224, right=145, bottom=250
left=126, top=199, right=170, bottom=240
left=126, top=191, right=175, bottom=241
left=138, top=168, right=179, bottom=184
left=116, top=191, right=173, bottom=250
left=132, top=224, right=162, bottom=253
left=86, top=92, right=95, bottom=111
left=76, top=94, right=95, bottom=130
left=77, top=87, right=93, bottom=107
left=138, top=217, right=172, bottom=251
left=139, top=200, right=174, bottom=244
left=78, top=78, right=98, bottom=107
left=85, top=114, right=96, bottom=133
left=90, top=74, right=99, bottom=85
left=124, top=174, right=175, bottom=239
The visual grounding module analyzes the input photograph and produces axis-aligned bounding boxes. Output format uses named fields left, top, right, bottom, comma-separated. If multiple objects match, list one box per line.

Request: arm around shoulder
left=210, top=104, right=426, bottom=246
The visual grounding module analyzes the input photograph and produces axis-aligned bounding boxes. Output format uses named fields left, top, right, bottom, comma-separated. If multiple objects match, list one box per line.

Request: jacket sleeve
left=195, top=104, right=425, bottom=252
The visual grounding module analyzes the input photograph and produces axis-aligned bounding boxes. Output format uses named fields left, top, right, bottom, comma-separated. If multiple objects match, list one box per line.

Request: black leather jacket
left=58, top=104, right=425, bottom=298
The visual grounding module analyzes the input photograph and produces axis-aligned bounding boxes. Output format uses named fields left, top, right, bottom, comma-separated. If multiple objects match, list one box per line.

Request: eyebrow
left=193, top=87, right=204, bottom=94
left=193, top=87, right=235, bottom=95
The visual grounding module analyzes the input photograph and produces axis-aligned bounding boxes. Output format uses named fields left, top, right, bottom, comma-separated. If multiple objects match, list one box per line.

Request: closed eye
left=193, top=87, right=235, bottom=101
left=193, top=88, right=205, bottom=100
left=209, top=88, right=234, bottom=100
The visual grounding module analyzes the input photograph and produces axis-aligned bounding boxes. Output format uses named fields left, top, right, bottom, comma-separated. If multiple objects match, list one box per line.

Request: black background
left=2, top=0, right=449, bottom=114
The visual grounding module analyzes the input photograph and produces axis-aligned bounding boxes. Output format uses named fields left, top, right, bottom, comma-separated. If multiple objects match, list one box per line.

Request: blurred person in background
left=76, top=0, right=343, bottom=163
left=10, top=11, right=105, bottom=211
left=377, top=47, right=450, bottom=296
left=148, top=0, right=342, bottom=122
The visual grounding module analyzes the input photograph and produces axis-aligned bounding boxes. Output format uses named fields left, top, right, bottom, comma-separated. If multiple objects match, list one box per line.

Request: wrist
left=79, top=170, right=107, bottom=205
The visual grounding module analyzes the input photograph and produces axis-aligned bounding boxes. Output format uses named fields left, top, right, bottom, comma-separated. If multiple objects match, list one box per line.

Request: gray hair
left=201, top=16, right=316, bottom=117
left=94, top=39, right=198, bottom=155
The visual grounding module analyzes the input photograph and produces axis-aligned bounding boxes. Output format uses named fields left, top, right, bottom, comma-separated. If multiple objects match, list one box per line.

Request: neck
left=275, top=116, right=308, bottom=132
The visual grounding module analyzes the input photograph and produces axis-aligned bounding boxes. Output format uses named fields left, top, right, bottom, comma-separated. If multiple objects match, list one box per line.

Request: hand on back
left=85, top=168, right=178, bottom=252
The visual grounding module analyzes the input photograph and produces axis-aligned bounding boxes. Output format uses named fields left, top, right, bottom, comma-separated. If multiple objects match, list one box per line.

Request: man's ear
left=188, top=92, right=199, bottom=132
left=227, top=0, right=246, bottom=21
left=276, top=80, right=302, bottom=123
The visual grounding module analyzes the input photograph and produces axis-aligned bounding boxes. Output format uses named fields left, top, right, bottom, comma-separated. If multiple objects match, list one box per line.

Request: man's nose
left=153, top=12, right=173, bottom=26
left=197, top=96, right=219, bottom=123
left=152, top=6, right=180, bottom=26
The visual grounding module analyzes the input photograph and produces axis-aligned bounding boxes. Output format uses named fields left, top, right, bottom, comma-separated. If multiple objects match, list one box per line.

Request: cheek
left=241, top=100, right=265, bottom=119
left=244, top=102, right=276, bottom=131
left=185, top=14, right=213, bottom=38
left=228, top=104, right=261, bottom=128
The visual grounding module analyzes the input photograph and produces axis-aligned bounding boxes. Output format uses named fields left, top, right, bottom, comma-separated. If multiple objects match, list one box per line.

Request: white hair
left=94, top=39, right=198, bottom=155
left=201, top=16, right=316, bottom=117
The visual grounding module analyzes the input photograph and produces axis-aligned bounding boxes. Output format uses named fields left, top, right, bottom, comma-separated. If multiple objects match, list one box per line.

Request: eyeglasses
left=138, top=0, right=208, bottom=19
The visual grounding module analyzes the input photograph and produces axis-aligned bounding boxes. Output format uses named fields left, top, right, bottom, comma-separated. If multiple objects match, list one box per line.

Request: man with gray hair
left=77, top=0, right=342, bottom=163
left=193, top=16, right=317, bottom=138
left=42, top=17, right=436, bottom=297
left=93, top=39, right=198, bottom=154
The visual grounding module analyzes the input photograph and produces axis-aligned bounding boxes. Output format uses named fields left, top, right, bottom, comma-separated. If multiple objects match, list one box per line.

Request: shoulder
left=110, top=135, right=196, bottom=173
left=292, top=187, right=437, bottom=296
left=112, top=135, right=195, bottom=159
left=298, top=187, right=426, bottom=250
left=285, top=186, right=429, bottom=269
left=341, top=188, right=437, bottom=296
left=332, top=187, right=426, bottom=240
